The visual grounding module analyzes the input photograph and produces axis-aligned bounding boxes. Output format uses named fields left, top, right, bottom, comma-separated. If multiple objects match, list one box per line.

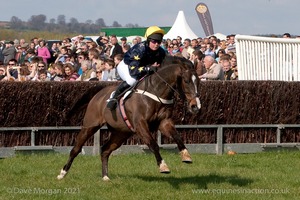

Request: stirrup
left=107, top=98, right=118, bottom=110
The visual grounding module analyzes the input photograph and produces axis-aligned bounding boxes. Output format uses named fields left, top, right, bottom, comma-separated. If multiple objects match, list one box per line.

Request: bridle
left=154, top=68, right=199, bottom=98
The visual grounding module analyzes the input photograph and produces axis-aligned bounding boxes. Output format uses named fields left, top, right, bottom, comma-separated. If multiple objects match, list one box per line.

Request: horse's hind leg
left=57, top=126, right=100, bottom=180
left=159, top=119, right=192, bottom=163
left=101, top=129, right=132, bottom=181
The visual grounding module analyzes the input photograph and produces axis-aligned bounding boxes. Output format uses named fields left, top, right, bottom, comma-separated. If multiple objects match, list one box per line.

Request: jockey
left=107, top=26, right=166, bottom=110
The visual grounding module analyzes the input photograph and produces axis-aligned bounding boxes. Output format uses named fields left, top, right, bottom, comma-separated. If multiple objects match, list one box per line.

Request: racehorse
left=57, top=55, right=201, bottom=181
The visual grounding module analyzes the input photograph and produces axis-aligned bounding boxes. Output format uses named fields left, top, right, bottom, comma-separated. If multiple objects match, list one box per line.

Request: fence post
left=31, top=128, right=36, bottom=146
left=276, top=126, right=282, bottom=144
left=93, top=129, right=100, bottom=155
left=216, top=126, right=223, bottom=155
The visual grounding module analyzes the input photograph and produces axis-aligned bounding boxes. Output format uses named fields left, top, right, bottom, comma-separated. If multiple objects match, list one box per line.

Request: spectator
left=131, top=38, right=138, bottom=47
left=170, top=44, right=181, bottom=56
left=48, top=42, right=59, bottom=64
left=109, top=35, right=123, bottom=59
left=47, top=63, right=56, bottom=80
left=55, top=46, right=68, bottom=64
left=88, top=48, right=101, bottom=70
left=50, top=62, right=64, bottom=81
left=204, top=42, right=216, bottom=58
left=102, top=58, right=117, bottom=81
left=216, top=49, right=226, bottom=63
left=31, top=37, right=39, bottom=50
left=120, top=37, right=128, bottom=53
left=37, top=39, right=51, bottom=64
left=0, top=41, right=5, bottom=64
left=36, top=60, right=47, bottom=71
left=2, top=41, right=16, bottom=64
left=226, top=34, right=236, bottom=53
left=0, top=66, right=7, bottom=81
left=26, top=57, right=42, bottom=81
left=167, top=44, right=173, bottom=54
left=230, top=54, right=237, bottom=69
left=77, top=42, right=89, bottom=55
left=199, top=55, right=224, bottom=80
left=99, top=36, right=110, bottom=57
left=191, top=50, right=205, bottom=76
left=199, top=43, right=207, bottom=53
left=219, top=54, right=234, bottom=80
left=231, top=68, right=238, bottom=80
left=28, top=42, right=36, bottom=54
left=35, top=69, right=50, bottom=82
left=283, top=33, right=291, bottom=38
left=19, top=38, right=26, bottom=47
left=181, top=39, right=194, bottom=59
left=90, top=68, right=104, bottom=81
left=26, top=49, right=36, bottom=63
left=191, top=39, right=200, bottom=51
left=135, top=36, right=142, bottom=44
left=85, top=39, right=97, bottom=50
left=75, top=51, right=88, bottom=75
left=176, top=36, right=183, bottom=47
left=113, top=53, right=123, bottom=80
left=16, top=44, right=28, bottom=65
left=211, top=38, right=220, bottom=55
left=6, top=58, right=19, bottom=79
left=76, top=60, right=96, bottom=81
left=63, top=63, right=79, bottom=81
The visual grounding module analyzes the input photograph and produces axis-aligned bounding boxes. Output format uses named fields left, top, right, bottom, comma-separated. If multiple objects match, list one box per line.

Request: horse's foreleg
left=159, top=119, right=192, bottom=163
left=101, top=130, right=132, bottom=181
left=57, top=126, right=99, bottom=180
left=135, top=122, right=170, bottom=173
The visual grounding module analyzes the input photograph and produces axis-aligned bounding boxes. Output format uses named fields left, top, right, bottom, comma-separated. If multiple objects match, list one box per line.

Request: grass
left=0, top=151, right=299, bottom=200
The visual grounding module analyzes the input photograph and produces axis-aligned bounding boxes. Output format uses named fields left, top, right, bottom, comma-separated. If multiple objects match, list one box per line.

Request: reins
left=152, top=70, right=181, bottom=97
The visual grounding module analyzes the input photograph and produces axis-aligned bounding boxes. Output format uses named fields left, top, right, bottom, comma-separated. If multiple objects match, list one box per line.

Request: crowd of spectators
left=161, top=34, right=238, bottom=81
left=0, top=33, right=240, bottom=82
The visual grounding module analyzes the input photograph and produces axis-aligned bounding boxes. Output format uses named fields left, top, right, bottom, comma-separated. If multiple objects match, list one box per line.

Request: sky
left=2, top=0, right=299, bottom=37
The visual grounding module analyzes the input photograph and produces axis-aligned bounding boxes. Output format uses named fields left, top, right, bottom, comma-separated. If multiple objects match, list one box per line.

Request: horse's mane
left=160, top=55, right=194, bottom=71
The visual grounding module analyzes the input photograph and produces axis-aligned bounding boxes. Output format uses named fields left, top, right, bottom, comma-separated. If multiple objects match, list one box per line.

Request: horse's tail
left=64, top=83, right=112, bottom=122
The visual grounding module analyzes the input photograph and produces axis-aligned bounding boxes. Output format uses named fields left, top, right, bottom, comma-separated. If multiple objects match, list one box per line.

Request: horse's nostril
left=191, top=105, right=199, bottom=112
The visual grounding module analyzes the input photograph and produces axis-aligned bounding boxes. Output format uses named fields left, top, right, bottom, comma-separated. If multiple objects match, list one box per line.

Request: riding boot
left=107, top=81, right=131, bottom=110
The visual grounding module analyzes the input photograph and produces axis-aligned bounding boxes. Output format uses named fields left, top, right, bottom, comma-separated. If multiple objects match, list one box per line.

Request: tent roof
left=164, top=11, right=198, bottom=40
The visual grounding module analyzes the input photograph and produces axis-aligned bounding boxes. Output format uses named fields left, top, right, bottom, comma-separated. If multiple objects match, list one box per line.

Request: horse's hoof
left=57, top=169, right=67, bottom=180
left=159, top=160, right=170, bottom=173
left=180, top=149, right=193, bottom=163
left=102, top=176, right=110, bottom=181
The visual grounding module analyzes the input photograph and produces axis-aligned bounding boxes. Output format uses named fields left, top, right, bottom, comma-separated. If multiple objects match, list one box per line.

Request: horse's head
left=175, top=59, right=201, bottom=114
left=142, top=56, right=201, bottom=114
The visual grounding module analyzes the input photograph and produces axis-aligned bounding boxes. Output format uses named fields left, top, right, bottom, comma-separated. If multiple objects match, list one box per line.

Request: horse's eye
left=184, top=78, right=190, bottom=83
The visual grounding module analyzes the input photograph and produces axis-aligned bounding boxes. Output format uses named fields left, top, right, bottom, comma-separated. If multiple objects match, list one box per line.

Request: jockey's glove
left=146, top=65, right=157, bottom=74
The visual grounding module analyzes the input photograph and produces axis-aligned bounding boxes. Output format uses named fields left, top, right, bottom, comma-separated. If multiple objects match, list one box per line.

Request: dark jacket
left=110, top=43, right=123, bottom=59
left=2, top=46, right=16, bottom=64
left=124, top=41, right=166, bottom=79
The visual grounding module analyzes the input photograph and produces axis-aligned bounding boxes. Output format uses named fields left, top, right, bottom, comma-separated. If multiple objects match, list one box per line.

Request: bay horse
left=57, top=55, right=201, bottom=181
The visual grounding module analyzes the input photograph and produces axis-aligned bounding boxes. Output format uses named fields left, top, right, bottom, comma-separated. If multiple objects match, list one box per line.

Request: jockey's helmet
left=145, top=26, right=165, bottom=42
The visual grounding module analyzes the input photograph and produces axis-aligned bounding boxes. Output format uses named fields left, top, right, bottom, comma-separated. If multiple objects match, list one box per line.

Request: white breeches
left=117, top=60, right=137, bottom=86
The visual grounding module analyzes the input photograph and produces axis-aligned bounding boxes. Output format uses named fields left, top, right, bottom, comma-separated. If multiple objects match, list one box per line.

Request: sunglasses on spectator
left=38, top=65, right=45, bottom=68
left=150, top=39, right=161, bottom=44
left=78, top=57, right=84, bottom=59
left=8, top=63, right=15, bottom=66
left=96, top=71, right=102, bottom=74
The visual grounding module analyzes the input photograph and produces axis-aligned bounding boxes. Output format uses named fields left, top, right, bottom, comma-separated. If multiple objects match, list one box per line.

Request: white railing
left=235, top=34, right=300, bottom=81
